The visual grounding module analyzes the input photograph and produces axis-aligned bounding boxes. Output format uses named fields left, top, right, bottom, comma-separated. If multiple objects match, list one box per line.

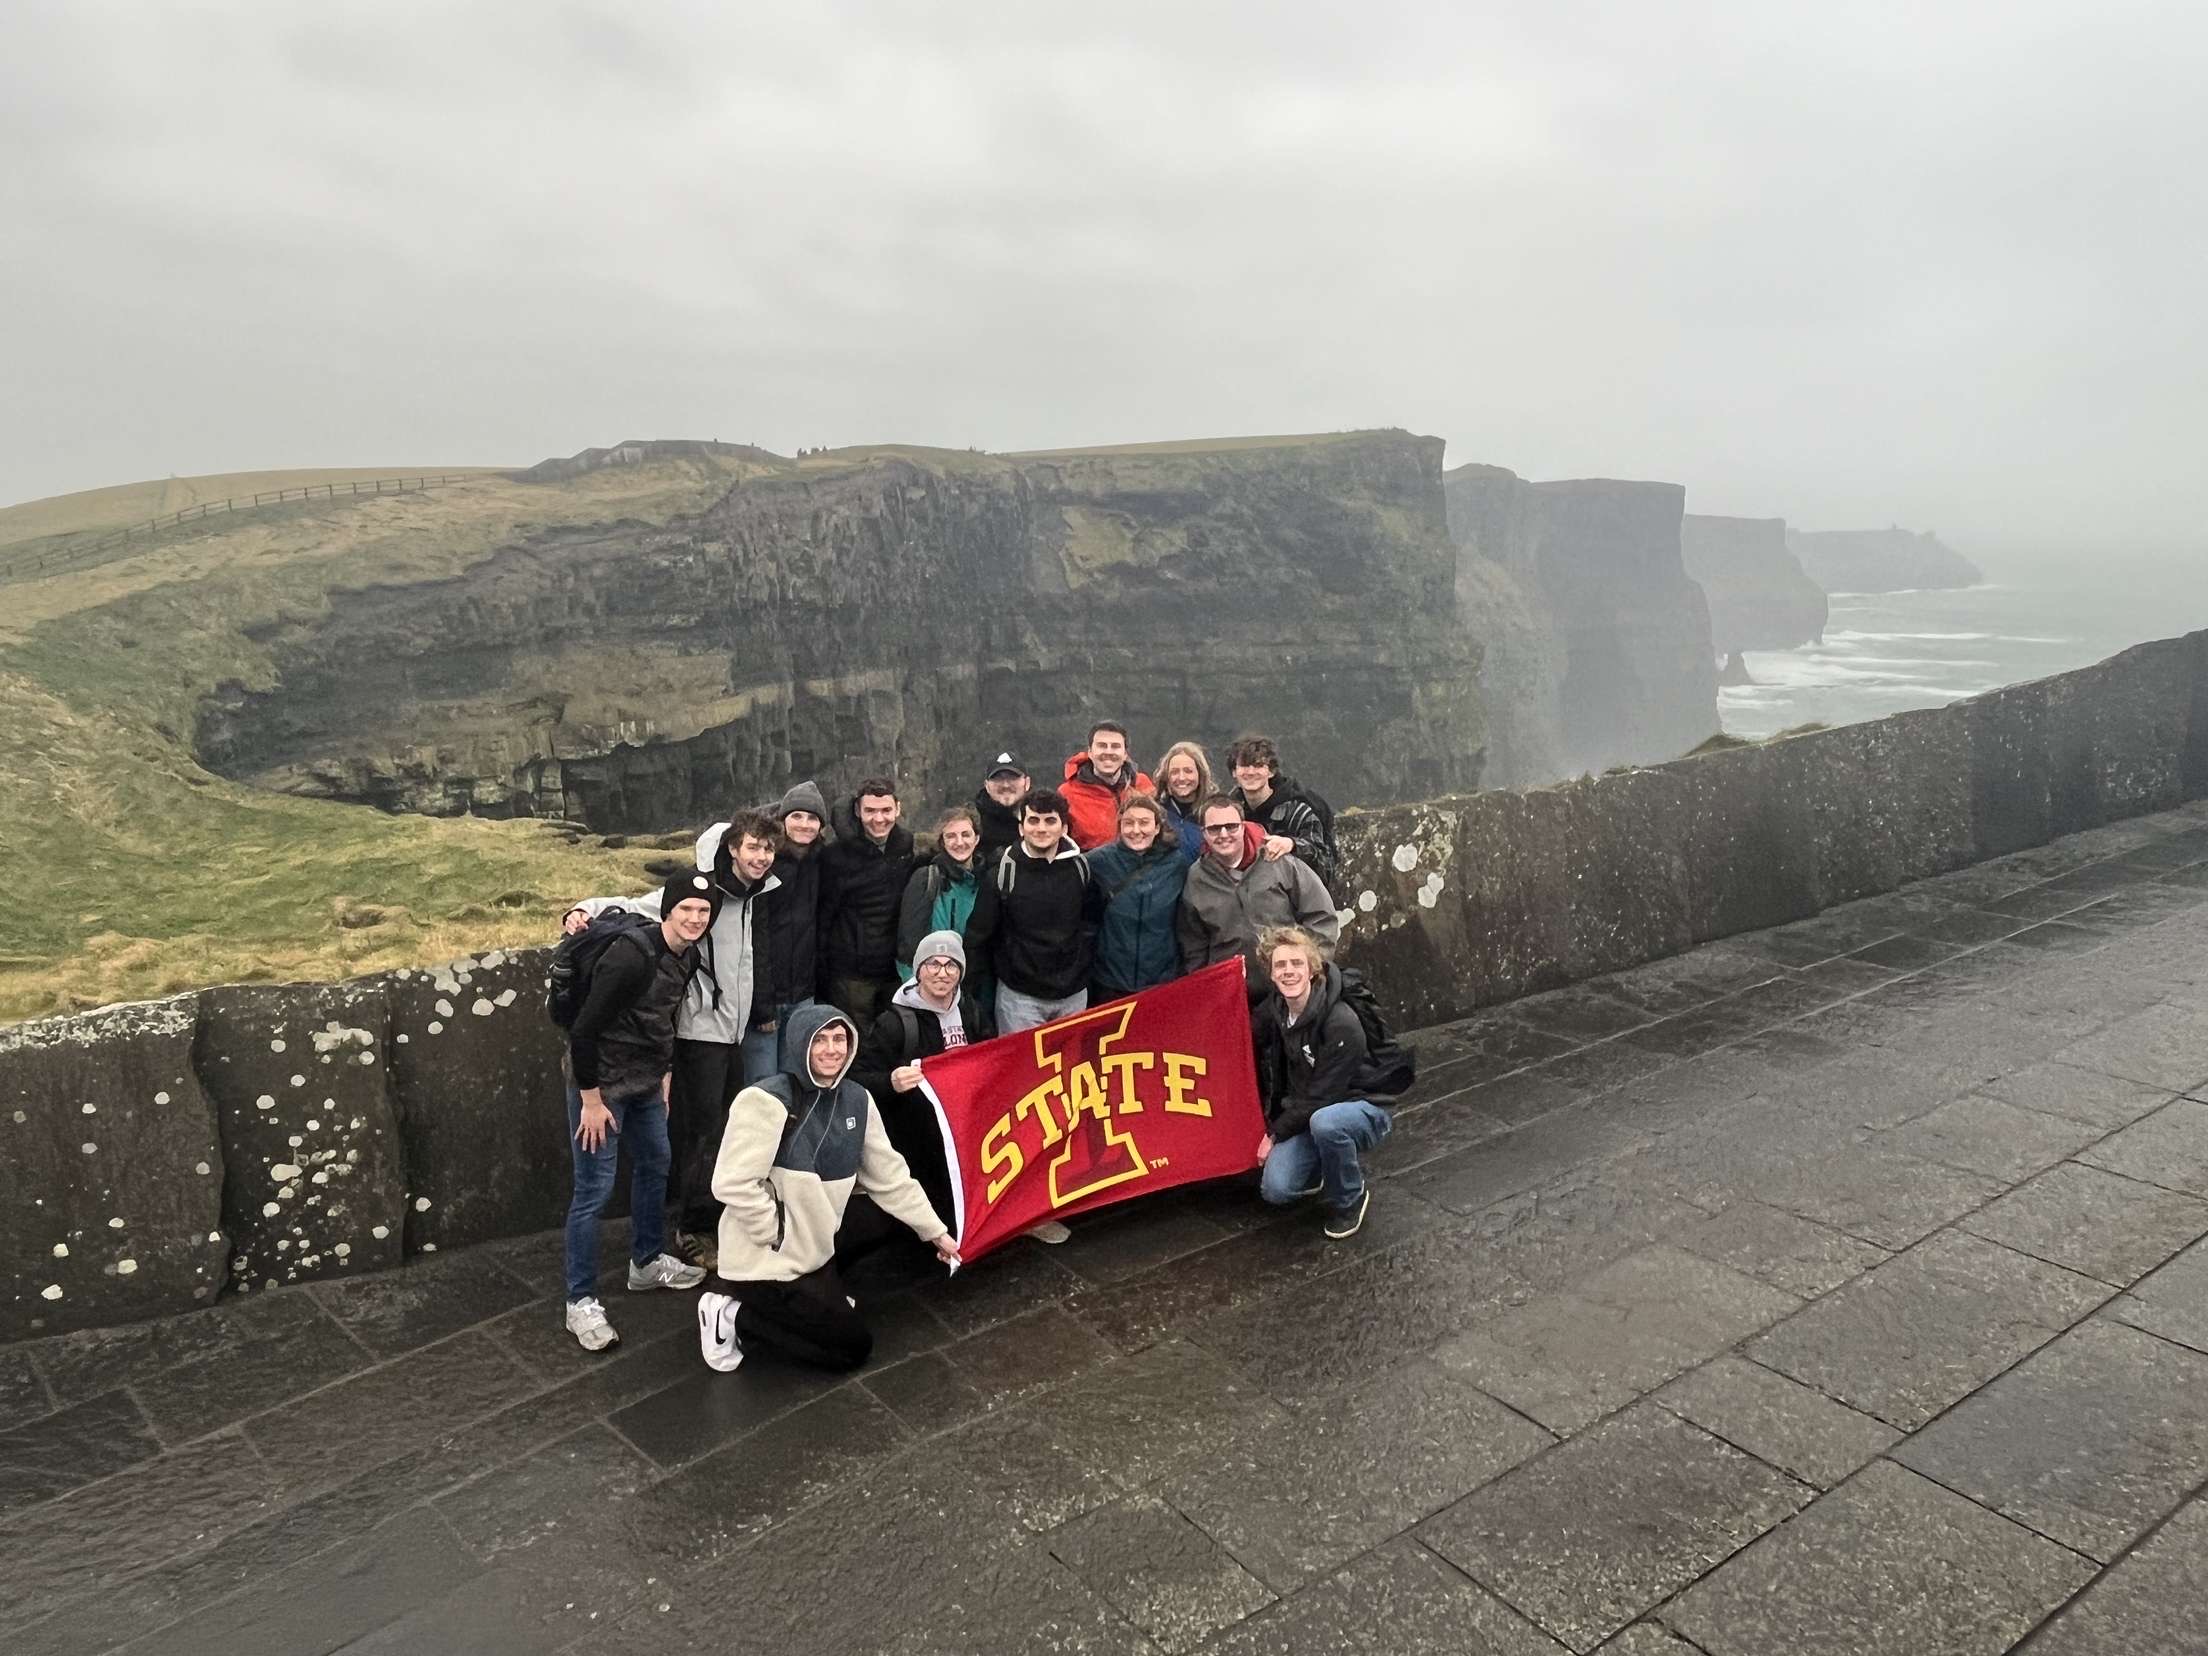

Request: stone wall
left=10, top=627, right=2205, bottom=1340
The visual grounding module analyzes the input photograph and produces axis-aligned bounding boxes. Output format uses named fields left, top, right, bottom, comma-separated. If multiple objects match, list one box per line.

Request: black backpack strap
left=895, top=1005, right=922, bottom=1062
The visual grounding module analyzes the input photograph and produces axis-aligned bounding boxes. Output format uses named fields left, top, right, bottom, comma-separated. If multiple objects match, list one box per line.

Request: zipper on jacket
left=762, top=1178, right=785, bottom=1251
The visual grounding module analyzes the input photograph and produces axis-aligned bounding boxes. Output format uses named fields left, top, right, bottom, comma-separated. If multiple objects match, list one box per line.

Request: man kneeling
left=698, top=1004, right=958, bottom=1372
left=1252, top=926, right=1394, bottom=1240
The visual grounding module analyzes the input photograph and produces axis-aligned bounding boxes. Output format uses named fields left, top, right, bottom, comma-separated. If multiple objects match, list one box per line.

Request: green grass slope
left=0, top=456, right=788, bottom=1023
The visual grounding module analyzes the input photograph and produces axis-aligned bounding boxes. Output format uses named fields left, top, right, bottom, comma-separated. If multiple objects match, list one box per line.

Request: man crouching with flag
left=698, top=1004, right=959, bottom=1372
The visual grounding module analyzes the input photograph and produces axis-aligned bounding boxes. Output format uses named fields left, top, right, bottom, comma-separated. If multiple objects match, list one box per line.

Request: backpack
left=994, top=843, right=1090, bottom=896
left=546, top=909, right=665, bottom=1029
left=1337, top=968, right=1416, bottom=1099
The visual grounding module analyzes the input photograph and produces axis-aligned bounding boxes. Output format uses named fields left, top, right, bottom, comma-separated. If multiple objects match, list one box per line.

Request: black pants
left=668, top=1038, right=743, bottom=1233
left=708, top=1262, right=872, bottom=1372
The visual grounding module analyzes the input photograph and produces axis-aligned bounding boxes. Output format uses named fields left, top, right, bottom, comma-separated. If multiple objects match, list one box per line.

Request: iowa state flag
left=916, top=960, right=1266, bottom=1261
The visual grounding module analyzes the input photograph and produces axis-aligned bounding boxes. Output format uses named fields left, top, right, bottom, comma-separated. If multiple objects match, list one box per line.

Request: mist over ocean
left=1719, top=550, right=2208, bottom=741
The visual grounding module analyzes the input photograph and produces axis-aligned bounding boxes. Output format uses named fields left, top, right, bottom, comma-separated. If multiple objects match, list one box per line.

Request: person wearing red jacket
left=1060, top=721, right=1155, bottom=850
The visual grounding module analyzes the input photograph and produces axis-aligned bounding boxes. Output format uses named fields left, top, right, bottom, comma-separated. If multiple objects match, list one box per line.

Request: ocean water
left=1718, top=555, right=2208, bottom=741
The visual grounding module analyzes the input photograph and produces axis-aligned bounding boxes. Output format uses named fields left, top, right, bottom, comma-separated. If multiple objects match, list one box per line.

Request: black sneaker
left=1322, top=1187, right=1370, bottom=1240
left=1292, top=1180, right=1322, bottom=1199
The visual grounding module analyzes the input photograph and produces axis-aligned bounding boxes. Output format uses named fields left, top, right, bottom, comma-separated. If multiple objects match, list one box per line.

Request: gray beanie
left=913, top=929, right=967, bottom=972
left=772, top=779, right=828, bottom=822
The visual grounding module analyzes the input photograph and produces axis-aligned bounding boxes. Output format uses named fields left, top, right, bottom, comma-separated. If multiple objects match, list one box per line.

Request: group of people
left=554, top=725, right=1404, bottom=1370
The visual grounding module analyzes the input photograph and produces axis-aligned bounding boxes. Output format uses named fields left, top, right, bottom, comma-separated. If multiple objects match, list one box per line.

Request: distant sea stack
left=1681, top=514, right=1828, bottom=654
left=1786, top=526, right=1983, bottom=593
left=1445, top=464, right=1718, bottom=782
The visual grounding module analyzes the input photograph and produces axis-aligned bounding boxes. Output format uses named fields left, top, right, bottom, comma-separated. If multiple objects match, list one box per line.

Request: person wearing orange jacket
left=1060, top=721, right=1155, bottom=850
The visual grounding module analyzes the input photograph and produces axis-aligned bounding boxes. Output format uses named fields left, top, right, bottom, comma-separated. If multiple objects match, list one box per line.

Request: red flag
left=916, top=959, right=1265, bottom=1261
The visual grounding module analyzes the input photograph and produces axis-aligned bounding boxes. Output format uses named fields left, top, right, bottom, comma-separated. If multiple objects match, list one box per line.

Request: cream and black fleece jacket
left=711, top=1003, right=947, bottom=1282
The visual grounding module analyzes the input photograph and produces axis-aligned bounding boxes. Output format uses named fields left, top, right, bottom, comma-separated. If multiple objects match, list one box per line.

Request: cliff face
left=1445, top=464, right=1719, bottom=781
left=197, top=433, right=1489, bottom=832
left=1787, top=527, right=1983, bottom=593
left=1681, top=513, right=1829, bottom=654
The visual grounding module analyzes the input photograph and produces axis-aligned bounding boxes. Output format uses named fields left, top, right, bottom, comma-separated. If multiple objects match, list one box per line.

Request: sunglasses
left=1202, top=824, right=1243, bottom=837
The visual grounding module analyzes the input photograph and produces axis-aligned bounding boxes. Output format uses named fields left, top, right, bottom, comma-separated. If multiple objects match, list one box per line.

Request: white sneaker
left=565, top=1297, right=619, bottom=1352
left=1024, top=1219, right=1072, bottom=1245
left=698, top=1290, right=743, bottom=1372
left=628, top=1253, right=707, bottom=1292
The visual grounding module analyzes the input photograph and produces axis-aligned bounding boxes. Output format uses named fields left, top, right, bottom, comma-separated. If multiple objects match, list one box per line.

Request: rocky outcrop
left=1445, top=464, right=1719, bottom=781
left=14, top=623, right=2208, bottom=1337
left=1787, top=527, right=1983, bottom=593
left=1682, top=514, right=1829, bottom=654
left=200, top=433, right=1489, bottom=832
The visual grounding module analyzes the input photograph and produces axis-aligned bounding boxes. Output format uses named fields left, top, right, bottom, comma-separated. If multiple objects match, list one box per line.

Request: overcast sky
left=5, top=0, right=2204, bottom=552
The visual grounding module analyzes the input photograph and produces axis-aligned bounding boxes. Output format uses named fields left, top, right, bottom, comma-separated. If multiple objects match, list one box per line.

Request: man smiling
left=1061, top=721, right=1155, bottom=851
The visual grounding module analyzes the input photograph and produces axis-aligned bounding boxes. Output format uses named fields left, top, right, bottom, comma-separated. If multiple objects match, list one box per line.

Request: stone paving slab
left=1419, top=1403, right=1811, bottom=1652
left=1663, top=1459, right=2097, bottom=1656
left=5, top=804, right=2208, bottom=1654
left=1891, top=1318, right=2208, bottom=1563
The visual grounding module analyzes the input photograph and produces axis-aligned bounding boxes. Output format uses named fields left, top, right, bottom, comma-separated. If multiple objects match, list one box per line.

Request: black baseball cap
left=984, top=750, right=1027, bottom=779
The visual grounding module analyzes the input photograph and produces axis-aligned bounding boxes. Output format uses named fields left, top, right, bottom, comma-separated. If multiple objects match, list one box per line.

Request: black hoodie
left=965, top=837, right=1095, bottom=1000
left=1252, top=962, right=1381, bottom=1141
left=816, top=796, right=919, bottom=986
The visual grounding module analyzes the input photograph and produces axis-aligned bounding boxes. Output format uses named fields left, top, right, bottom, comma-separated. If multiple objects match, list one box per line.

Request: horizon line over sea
left=1717, top=551, right=2208, bottom=741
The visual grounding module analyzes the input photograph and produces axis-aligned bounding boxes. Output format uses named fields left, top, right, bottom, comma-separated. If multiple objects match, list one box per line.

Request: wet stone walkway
left=8, top=805, right=2208, bottom=1655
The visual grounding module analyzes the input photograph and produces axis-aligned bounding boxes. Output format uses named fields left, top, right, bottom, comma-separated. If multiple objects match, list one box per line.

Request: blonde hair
left=1154, top=740, right=1215, bottom=804
left=1258, top=924, right=1330, bottom=974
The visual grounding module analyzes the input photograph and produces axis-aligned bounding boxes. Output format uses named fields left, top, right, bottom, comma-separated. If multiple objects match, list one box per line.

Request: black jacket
left=972, top=788, right=1023, bottom=863
left=758, top=842, right=823, bottom=1020
left=1253, top=963, right=1385, bottom=1141
left=851, top=988, right=996, bottom=1229
left=817, top=799, right=918, bottom=986
left=965, top=839, right=1095, bottom=1000
left=1241, top=776, right=1336, bottom=889
left=567, top=927, right=692, bottom=1099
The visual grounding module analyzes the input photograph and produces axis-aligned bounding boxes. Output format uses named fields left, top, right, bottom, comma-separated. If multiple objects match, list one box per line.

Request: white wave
left=1825, top=630, right=1994, bottom=643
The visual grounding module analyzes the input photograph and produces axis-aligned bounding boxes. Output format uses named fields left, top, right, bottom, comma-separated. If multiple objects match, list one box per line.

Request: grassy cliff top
left=0, top=466, right=513, bottom=549
left=0, top=431, right=1404, bottom=1024
left=0, top=452, right=796, bottom=1023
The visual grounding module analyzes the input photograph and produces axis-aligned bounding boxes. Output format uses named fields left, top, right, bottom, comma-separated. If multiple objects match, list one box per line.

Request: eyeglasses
left=919, top=959, right=960, bottom=972
left=1202, top=824, right=1243, bottom=837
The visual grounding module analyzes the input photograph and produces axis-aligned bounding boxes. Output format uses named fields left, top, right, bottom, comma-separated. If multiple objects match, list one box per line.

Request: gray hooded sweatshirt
left=572, top=820, right=777, bottom=1045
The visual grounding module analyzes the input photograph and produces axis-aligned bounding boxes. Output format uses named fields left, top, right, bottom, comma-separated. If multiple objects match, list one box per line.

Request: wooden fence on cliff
left=0, top=473, right=487, bottom=585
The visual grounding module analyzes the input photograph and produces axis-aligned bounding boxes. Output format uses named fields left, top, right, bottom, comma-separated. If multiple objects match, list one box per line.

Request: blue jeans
left=564, top=1080, right=671, bottom=1302
left=1259, top=1100, right=1392, bottom=1212
left=739, top=1000, right=814, bottom=1085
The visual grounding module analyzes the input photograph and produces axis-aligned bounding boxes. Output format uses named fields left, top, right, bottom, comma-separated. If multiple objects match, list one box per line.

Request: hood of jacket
left=1064, top=750, right=1149, bottom=793
left=889, top=976, right=964, bottom=1016
left=1012, top=833, right=1088, bottom=866
left=782, top=1001, right=859, bottom=1090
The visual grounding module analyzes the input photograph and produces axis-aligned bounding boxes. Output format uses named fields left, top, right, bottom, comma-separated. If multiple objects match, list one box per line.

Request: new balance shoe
left=698, top=1290, right=743, bottom=1372
left=565, top=1297, right=619, bottom=1352
left=1322, top=1187, right=1370, bottom=1240
left=1293, top=1180, right=1323, bottom=1198
left=629, top=1253, right=707, bottom=1292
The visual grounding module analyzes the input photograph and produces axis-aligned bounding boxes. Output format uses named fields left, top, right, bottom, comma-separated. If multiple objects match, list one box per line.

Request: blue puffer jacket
left=1158, top=794, right=1205, bottom=862
left=1086, top=839, right=1191, bottom=996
